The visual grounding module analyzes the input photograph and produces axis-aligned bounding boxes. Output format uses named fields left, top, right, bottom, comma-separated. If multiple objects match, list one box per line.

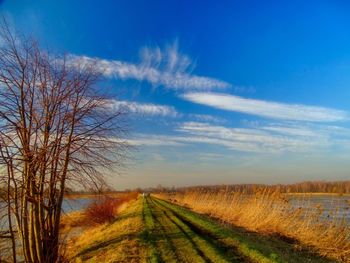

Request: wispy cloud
left=128, top=133, right=261, bottom=152
left=130, top=120, right=347, bottom=153
left=181, top=92, right=349, bottom=122
left=188, top=114, right=225, bottom=123
left=129, top=135, right=184, bottom=147
left=177, top=122, right=323, bottom=153
left=107, top=100, right=178, bottom=117
left=261, top=126, right=315, bottom=136
left=69, top=42, right=230, bottom=91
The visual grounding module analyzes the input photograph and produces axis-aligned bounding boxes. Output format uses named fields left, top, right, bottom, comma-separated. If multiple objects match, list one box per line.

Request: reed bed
left=154, top=187, right=350, bottom=262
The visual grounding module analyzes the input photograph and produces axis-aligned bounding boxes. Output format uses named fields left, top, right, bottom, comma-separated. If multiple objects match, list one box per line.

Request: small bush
left=85, top=192, right=139, bottom=225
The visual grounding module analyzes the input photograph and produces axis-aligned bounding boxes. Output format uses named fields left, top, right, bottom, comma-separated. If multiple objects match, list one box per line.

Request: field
left=66, top=196, right=341, bottom=263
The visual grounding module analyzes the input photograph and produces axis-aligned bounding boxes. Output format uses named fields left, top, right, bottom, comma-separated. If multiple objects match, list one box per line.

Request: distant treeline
left=153, top=181, right=350, bottom=195
left=2, top=181, right=349, bottom=198
left=274, top=180, right=350, bottom=194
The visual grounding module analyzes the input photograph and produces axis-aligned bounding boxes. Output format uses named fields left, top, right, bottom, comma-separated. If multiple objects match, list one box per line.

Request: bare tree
left=0, top=22, right=129, bottom=262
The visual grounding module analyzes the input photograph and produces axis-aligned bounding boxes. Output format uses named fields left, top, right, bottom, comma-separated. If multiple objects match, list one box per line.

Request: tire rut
left=146, top=197, right=179, bottom=263
left=148, top=197, right=210, bottom=263
left=152, top=198, right=212, bottom=263
left=142, top=198, right=162, bottom=263
left=153, top=198, right=253, bottom=263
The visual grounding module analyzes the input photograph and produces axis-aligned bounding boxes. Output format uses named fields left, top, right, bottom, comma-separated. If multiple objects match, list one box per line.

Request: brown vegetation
left=84, top=192, right=139, bottom=225
left=154, top=187, right=350, bottom=262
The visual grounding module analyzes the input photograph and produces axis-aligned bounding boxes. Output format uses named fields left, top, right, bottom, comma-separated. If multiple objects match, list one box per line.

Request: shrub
left=85, top=192, right=139, bottom=225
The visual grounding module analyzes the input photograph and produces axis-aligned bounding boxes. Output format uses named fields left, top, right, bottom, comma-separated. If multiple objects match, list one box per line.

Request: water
left=0, top=198, right=95, bottom=261
left=61, top=197, right=95, bottom=213
left=287, top=195, right=350, bottom=222
left=0, top=197, right=95, bottom=230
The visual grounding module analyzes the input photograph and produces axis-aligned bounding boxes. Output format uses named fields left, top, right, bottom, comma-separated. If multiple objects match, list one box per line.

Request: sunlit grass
left=65, top=198, right=146, bottom=263
left=154, top=187, right=350, bottom=262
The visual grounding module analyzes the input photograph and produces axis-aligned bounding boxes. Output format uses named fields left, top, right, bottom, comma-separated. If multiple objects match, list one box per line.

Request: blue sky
left=2, top=0, right=350, bottom=189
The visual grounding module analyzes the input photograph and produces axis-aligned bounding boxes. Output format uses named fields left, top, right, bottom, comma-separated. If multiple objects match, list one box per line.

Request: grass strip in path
left=147, top=197, right=208, bottom=263
left=140, top=197, right=160, bottom=262
left=142, top=197, right=179, bottom=263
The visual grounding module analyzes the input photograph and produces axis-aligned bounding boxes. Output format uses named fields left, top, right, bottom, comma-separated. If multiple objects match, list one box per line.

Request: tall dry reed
left=154, top=187, right=350, bottom=262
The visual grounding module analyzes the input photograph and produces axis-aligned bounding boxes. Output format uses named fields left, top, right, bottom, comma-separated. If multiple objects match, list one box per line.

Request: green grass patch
left=139, top=198, right=160, bottom=262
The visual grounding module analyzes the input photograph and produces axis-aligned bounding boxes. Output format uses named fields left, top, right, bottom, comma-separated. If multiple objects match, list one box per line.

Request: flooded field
left=286, top=194, right=350, bottom=222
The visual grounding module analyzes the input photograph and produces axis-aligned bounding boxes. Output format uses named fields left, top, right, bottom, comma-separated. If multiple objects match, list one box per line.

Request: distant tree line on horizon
left=274, top=180, right=350, bottom=194
left=1, top=180, right=349, bottom=198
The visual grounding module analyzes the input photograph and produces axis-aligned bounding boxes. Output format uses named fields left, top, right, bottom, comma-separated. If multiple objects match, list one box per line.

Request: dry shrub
left=154, top=188, right=350, bottom=262
left=85, top=192, right=139, bottom=225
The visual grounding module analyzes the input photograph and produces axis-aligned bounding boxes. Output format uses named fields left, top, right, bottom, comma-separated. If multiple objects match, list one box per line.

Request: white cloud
left=107, top=100, right=178, bottom=117
left=68, top=42, right=230, bottom=91
left=181, top=92, right=349, bottom=122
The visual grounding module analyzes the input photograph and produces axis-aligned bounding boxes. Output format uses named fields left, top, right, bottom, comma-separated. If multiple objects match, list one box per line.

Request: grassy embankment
left=154, top=188, right=350, bottom=262
left=63, top=197, right=146, bottom=262
left=66, top=196, right=340, bottom=263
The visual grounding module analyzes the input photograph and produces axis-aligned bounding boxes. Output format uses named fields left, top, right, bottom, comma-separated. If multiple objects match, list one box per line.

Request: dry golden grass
left=64, top=198, right=146, bottom=263
left=154, top=188, right=350, bottom=262
left=60, top=211, right=87, bottom=234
